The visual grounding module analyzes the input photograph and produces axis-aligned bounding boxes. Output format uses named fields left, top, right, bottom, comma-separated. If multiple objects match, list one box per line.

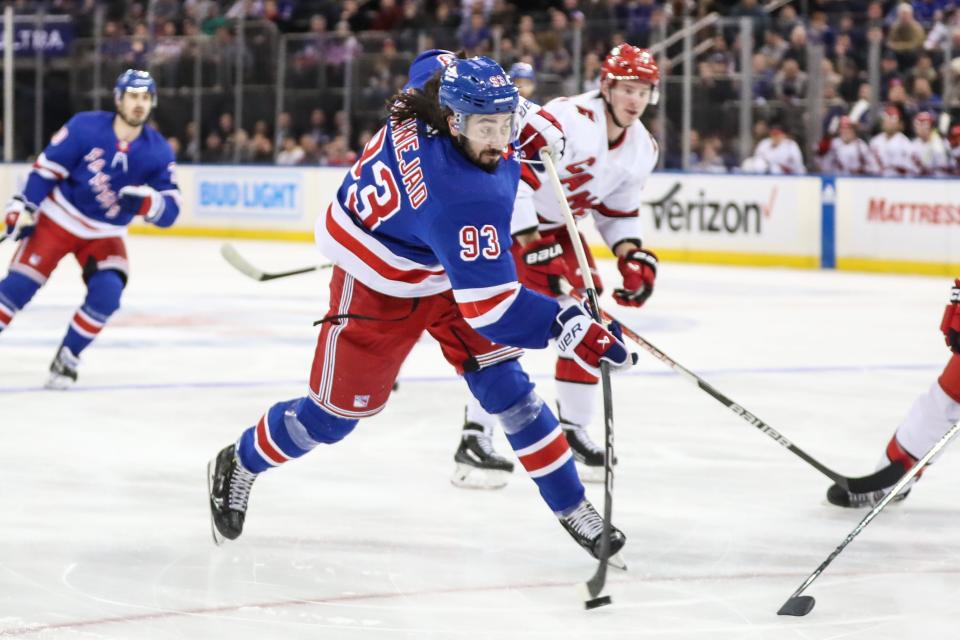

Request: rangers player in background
left=870, top=106, right=915, bottom=176
left=452, top=44, right=661, bottom=487
left=508, top=62, right=537, bottom=99
left=910, top=111, right=951, bottom=176
left=820, top=116, right=880, bottom=175
left=207, top=56, right=636, bottom=564
left=828, top=279, right=960, bottom=507
left=0, top=69, right=180, bottom=388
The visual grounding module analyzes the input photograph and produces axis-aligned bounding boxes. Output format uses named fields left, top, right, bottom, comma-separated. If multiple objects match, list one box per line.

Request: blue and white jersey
left=315, top=116, right=560, bottom=349
left=23, top=111, right=180, bottom=239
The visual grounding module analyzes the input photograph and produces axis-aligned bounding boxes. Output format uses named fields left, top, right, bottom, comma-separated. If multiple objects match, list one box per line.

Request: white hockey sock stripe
left=252, top=414, right=287, bottom=466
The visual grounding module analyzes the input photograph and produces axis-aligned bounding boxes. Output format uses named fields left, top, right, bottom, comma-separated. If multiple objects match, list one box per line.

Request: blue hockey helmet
left=438, top=56, right=519, bottom=149
left=507, top=62, right=536, bottom=82
left=403, top=49, right=456, bottom=92
left=114, top=69, right=157, bottom=107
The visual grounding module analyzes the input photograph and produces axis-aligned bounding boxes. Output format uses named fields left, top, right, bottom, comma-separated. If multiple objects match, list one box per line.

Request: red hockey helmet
left=601, top=43, right=660, bottom=104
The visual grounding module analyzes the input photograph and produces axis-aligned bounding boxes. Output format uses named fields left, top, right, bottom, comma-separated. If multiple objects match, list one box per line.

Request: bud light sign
left=196, top=169, right=303, bottom=220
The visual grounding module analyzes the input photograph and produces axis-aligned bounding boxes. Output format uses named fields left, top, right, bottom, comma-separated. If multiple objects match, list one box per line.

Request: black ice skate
left=451, top=421, right=515, bottom=490
left=207, top=444, right=258, bottom=544
left=560, top=415, right=616, bottom=484
left=826, top=462, right=913, bottom=508
left=45, top=346, right=79, bottom=390
left=559, top=498, right=627, bottom=569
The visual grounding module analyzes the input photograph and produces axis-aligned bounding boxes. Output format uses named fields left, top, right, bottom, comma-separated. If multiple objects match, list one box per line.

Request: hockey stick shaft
left=780, top=420, right=960, bottom=609
left=559, top=285, right=897, bottom=493
left=540, top=148, right=616, bottom=604
left=220, top=242, right=331, bottom=281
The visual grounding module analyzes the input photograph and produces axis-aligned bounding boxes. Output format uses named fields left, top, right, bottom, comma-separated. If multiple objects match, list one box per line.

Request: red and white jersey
left=911, top=135, right=951, bottom=176
left=869, top=132, right=915, bottom=177
left=752, top=137, right=806, bottom=175
left=821, top=136, right=879, bottom=175
left=512, top=92, right=658, bottom=250
left=951, top=144, right=960, bottom=176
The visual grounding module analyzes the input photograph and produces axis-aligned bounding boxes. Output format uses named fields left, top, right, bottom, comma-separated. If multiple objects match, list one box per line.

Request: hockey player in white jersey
left=910, top=111, right=951, bottom=176
left=828, top=279, right=960, bottom=507
left=870, top=106, right=915, bottom=177
left=452, top=44, right=660, bottom=487
left=820, top=116, right=880, bottom=175
left=744, top=123, right=806, bottom=175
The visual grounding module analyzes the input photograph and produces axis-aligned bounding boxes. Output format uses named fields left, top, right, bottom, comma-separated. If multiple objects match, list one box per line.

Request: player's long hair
left=386, top=72, right=451, bottom=136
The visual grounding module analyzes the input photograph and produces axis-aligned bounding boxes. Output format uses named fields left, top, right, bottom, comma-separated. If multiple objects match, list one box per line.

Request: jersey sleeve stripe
left=457, top=286, right=520, bottom=328
left=33, top=153, right=67, bottom=180
left=594, top=203, right=638, bottom=218
left=324, top=201, right=445, bottom=285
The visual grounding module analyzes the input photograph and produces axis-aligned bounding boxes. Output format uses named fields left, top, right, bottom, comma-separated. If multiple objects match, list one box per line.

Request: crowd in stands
left=9, top=0, right=960, bottom=175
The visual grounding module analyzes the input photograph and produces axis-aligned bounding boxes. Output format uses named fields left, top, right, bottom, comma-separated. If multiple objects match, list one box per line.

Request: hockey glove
left=552, top=302, right=636, bottom=375
left=612, top=248, right=658, bottom=308
left=516, top=98, right=566, bottom=164
left=118, top=184, right=165, bottom=222
left=940, top=279, right=960, bottom=353
left=516, top=236, right=569, bottom=296
left=2, top=195, right=37, bottom=242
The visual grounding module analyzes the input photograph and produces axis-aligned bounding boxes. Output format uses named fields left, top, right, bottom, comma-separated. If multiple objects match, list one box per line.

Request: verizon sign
left=636, top=174, right=821, bottom=258
left=836, top=178, right=960, bottom=266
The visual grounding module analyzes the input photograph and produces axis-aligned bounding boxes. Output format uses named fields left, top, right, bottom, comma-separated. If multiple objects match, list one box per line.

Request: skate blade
left=450, top=464, right=511, bottom=490
left=206, top=459, right=226, bottom=546
left=44, top=375, right=74, bottom=391
left=607, top=552, right=628, bottom=571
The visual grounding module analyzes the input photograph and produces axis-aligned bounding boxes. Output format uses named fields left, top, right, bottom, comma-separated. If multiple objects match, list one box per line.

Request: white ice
left=1, top=236, right=957, bottom=639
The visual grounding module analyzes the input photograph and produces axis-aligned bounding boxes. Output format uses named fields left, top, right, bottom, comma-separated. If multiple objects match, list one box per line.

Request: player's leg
left=554, top=228, right=610, bottom=481
left=828, top=354, right=960, bottom=507
left=429, top=293, right=625, bottom=559
left=0, top=216, right=72, bottom=336
left=464, top=359, right=626, bottom=560
left=451, top=394, right=515, bottom=489
left=46, top=238, right=129, bottom=389
left=208, top=268, right=424, bottom=543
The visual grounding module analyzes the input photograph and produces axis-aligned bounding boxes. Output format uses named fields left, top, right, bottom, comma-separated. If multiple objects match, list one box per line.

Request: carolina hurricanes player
left=820, top=116, right=880, bottom=175
left=0, top=69, right=180, bottom=388
left=747, top=123, right=806, bottom=175
left=828, top=279, right=960, bottom=507
left=452, top=44, right=660, bottom=487
left=910, top=111, right=951, bottom=176
left=870, top=106, right=915, bottom=177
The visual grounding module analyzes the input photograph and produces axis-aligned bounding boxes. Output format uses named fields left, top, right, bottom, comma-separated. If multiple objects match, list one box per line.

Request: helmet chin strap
left=601, top=82, right=630, bottom=130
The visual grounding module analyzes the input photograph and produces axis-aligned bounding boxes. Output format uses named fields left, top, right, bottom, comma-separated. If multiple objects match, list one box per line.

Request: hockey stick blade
left=579, top=582, right=613, bottom=610
left=220, top=243, right=327, bottom=281
left=778, top=595, right=815, bottom=617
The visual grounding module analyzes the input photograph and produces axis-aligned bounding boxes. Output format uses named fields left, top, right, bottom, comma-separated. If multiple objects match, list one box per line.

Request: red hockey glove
left=940, top=279, right=960, bottom=353
left=612, top=248, right=658, bottom=308
left=516, top=237, right=569, bottom=296
left=118, top=184, right=165, bottom=222
left=516, top=99, right=566, bottom=164
left=1, top=195, right=37, bottom=243
left=551, top=302, right=636, bottom=375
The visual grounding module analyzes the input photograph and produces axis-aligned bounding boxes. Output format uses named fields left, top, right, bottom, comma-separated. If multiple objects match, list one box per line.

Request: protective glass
left=457, top=112, right=518, bottom=150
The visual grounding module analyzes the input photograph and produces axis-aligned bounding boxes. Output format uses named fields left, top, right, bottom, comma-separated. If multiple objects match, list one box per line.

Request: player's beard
left=456, top=136, right=502, bottom=173
left=118, top=105, right=149, bottom=128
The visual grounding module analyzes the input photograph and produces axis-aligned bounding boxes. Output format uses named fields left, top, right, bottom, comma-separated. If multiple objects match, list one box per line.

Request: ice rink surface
left=1, top=235, right=957, bottom=639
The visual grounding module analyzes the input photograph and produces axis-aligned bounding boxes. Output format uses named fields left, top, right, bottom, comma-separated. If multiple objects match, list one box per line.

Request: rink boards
left=2, top=163, right=957, bottom=275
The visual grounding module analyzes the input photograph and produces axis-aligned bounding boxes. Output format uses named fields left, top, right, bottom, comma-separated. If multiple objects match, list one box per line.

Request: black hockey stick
left=560, top=286, right=902, bottom=494
left=541, top=148, right=618, bottom=609
left=778, top=420, right=960, bottom=616
left=220, top=243, right=331, bottom=281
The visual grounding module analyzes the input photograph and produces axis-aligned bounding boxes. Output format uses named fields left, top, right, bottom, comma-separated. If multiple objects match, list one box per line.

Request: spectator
left=202, top=131, right=225, bottom=163
left=250, top=132, right=274, bottom=163
left=782, top=24, right=808, bottom=69
left=848, top=82, right=875, bottom=135
left=275, top=112, right=293, bottom=150
left=167, top=136, right=182, bottom=161
left=887, top=2, right=927, bottom=66
left=372, top=0, right=405, bottom=31
left=276, top=135, right=305, bottom=165
left=508, top=62, right=537, bottom=99
left=323, top=134, right=357, bottom=166
left=693, top=137, right=728, bottom=173
left=298, top=134, right=322, bottom=165
left=744, top=123, right=806, bottom=174
left=880, top=51, right=904, bottom=99
left=773, top=58, right=808, bottom=104
left=837, top=56, right=862, bottom=103
left=458, top=11, right=492, bottom=55
left=751, top=53, right=775, bottom=102
left=775, top=4, right=802, bottom=39
left=759, top=29, right=788, bottom=67
left=307, top=109, right=332, bottom=147
left=184, top=121, right=201, bottom=162
left=912, top=77, right=942, bottom=114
